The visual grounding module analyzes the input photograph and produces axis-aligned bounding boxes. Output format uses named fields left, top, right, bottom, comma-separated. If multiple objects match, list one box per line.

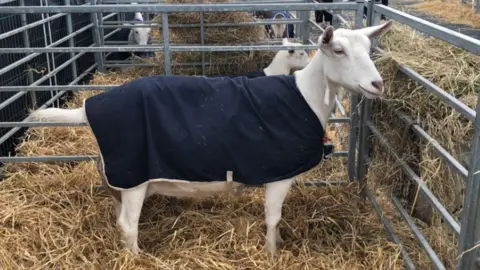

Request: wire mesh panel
left=0, top=0, right=95, bottom=167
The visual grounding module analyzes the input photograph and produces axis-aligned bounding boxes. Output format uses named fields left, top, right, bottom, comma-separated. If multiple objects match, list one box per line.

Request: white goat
left=107, top=11, right=154, bottom=61
left=29, top=21, right=393, bottom=255
left=223, top=38, right=310, bottom=78
left=127, top=12, right=151, bottom=46
left=264, top=38, right=310, bottom=75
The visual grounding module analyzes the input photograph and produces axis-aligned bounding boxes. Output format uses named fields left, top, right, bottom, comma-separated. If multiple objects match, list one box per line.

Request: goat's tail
left=30, top=107, right=86, bottom=123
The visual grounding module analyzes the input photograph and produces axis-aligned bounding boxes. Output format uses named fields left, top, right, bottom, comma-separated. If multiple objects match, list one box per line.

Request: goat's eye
left=333, top=48, right=344, bottom=55
left=135, top=31, right=139, bottom=34
left=299, top=52, right=305, bottom=56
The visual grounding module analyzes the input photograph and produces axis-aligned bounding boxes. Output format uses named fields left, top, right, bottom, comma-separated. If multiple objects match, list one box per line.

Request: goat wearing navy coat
left=30, top=21, right=393, bottom=256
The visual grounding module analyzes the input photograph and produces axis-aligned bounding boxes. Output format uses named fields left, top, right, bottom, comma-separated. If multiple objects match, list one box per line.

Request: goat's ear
left=282, top=37, right=289, bottom=45
left=356, top=20, right=393, bottom=38
left=288, top=50, right=295, bottom=54
left=319, top=26, right=334, bottom=45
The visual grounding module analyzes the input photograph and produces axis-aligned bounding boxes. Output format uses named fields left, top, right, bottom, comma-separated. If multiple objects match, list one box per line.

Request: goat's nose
left=371, top=80, right=384, bottom=92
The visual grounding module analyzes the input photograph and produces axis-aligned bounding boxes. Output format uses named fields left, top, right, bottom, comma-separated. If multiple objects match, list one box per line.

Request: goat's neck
left=263, top=51, right=291, bottom=76
left=294, top=51, right=339, bottom=130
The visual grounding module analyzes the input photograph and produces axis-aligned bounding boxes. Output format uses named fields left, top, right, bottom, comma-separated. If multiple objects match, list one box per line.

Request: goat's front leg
left=264, top=178, right=294, bottom=255
left=117, top=184, right=148, bottom=254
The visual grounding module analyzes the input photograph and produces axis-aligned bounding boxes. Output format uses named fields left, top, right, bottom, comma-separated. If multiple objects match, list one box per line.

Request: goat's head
left=129, top=12, right=151, bottom=46
left=131, top=25, right=152, bottom=45
left=317, top=20, right=392, bottom=99
left=281, top=38, right=310, bottom=70
left=269, top=14, right=287, bottom=39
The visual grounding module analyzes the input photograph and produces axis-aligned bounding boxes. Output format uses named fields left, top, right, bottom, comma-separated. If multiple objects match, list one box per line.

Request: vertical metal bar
left=39, top=0, right=56, bottom=107
left=347, top=94, right=359, bottom=181
left=457, top=90, right=480, bottom=270
left=347, top=0, right=365, bottom=181
left=65, top=0, right=78, bottom=82
left=97, top=0, right=106, bottom=68
left=200, top=0, right=206, bottom=75
left=355, top=0, right=376, bottom=192
left=45, top=0, right=60, bottom=107
left=301, top=0, right=310, bottom=48
left=45, top=0, right=58, bottom=89
left=91, top=0, right=105, bottom=72
left=161, top=13, right=171, bottom=75
left=355, top=0, right=365, bottom=29
left=19, top=0, right=37, bottom=108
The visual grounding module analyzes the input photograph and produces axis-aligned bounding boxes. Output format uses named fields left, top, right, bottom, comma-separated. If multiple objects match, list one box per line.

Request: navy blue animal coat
left=85, top=75, right=333, bottom=190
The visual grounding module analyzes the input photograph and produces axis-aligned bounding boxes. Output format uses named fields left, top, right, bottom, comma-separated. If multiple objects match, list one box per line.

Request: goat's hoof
left=276, top=235, right=284, bottom=245
left=129, top=245, right=141, bottom=255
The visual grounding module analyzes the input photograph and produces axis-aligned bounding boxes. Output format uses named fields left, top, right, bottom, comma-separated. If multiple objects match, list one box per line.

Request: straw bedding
left=367, top=22, right=480, bottom=268
left=410, top=0, right=480, bottom=28
left=0, top=8, right=475, bottom=270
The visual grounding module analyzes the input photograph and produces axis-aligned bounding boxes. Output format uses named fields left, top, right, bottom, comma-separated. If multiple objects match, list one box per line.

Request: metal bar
left=18, top=0, right=37, bottom=108
left=0, top=44, right=94, bottom=112
left=0, top=151, right=349, bottom=163
left=386, top=103, right=468, bottom=180
left=0, top=64, right=97, bottom=146
left=355, top=0, right=365, bottom=29
left=91, top=0, right=105, bottom=72
left=300, top=180, right=349, bottom=186
left=43, top=0, right=60, bottom=108
left=105, top=39, right=292, bottom=45
left=95, top=178, right=349, bottom=192
left=0, top=155, right=98, bottom=162
left=101, top=19, right=305, bottom=28
left=308, top=19, right=324, bottom=34
left=0, top=12, right=116, bottom=77
left=374, top=47, right=476, bottom=121
left=347, top=95, right=359, bottom=181
left=367, top=120, right=461, bottom=236
left=0, top=3, right=359, bottom=13
left=65, top=0, right=78, bottom=83
left=457, top=91, right=480, bottom=270
left=301, top=0, right=310, bottom=46
left=200, top=0, right=206, bottom=75
left=103, top=0, right=301, bottom=2
left=0, top=12, right=66, bottom=41
left=103, top=26, right=121, bottom=40
left=0, top=85, right=115, bottom=92
left=335, top=96, right=346, bottom=116
left=161, top=13, right=171, bottom=75
left=345, top=2, right=366, bottom=181
left=0, top=117, right=351, bottom=128
left=373, top=5, right=480, bottom=55
left=391, top=194, right=446, bottom=270
left=334, top=13, right=349, bottom=27
left=0, top=44, right=322, bottom=53
left=364, top=188, right=416, bottom=269
left=97, top=0, right=106, bottom=70
left=356, top=98, right=372, bottom=189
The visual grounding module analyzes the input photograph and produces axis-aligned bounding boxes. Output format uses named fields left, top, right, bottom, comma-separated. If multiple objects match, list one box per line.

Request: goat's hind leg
left=117, top=184, right=148, bottom=254
left=264, top=178, right=294, bottom=255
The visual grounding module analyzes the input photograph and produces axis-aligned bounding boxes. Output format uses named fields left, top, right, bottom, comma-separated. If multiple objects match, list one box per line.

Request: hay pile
left=367, top=21, right=480, bottom=268
left=410, top=0, right=480, bottom=28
